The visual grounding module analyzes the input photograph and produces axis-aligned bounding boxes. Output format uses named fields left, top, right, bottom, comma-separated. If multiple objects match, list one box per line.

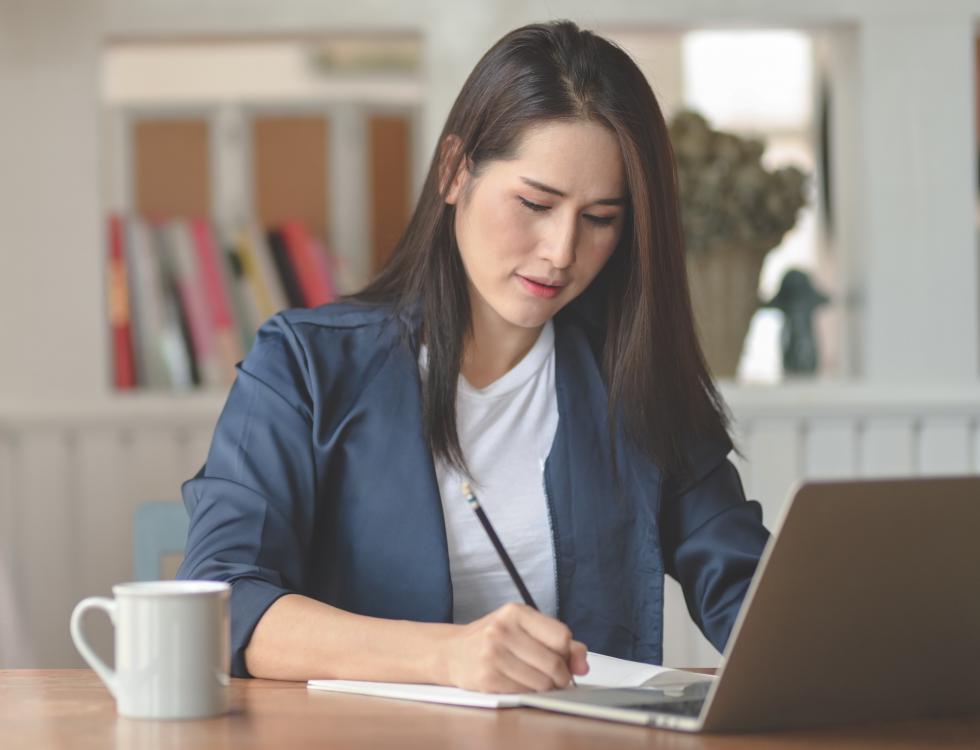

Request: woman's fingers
left=504, top=603, right=574, bottom=654
left=492, top=603, right=583, bottom=688
left=447, top=602, right=588, bottom=693
left=570, top=639, right=590, bottom=675
left=494, top=644, right=566, bottom=692
left=499, top=616, right=574, bottom=688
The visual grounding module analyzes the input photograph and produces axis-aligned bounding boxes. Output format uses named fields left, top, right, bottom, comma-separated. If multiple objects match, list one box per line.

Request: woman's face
left=445, top=119, right=627, bottom=332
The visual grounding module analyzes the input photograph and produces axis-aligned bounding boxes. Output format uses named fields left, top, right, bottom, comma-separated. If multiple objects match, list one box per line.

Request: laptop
left=520, top=475, right=980, bottom=732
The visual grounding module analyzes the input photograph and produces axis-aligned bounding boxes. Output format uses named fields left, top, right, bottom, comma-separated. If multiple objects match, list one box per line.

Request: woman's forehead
left=497, top=120, right=626, bottom=197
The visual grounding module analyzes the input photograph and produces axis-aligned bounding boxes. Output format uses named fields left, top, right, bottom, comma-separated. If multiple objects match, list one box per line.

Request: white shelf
left=3, top=380, right=980, bottom=431
left=0, top=392, right=227, bottom=428
left=719, top=380, right=980, bottom=418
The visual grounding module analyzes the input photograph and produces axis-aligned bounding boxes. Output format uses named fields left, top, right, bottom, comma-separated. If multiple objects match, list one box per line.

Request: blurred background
left=1, top=0, right=978, bottom=670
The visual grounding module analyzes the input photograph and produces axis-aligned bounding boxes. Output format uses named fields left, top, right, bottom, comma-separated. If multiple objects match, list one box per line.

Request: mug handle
left=70, top=596, right=118, bottom=697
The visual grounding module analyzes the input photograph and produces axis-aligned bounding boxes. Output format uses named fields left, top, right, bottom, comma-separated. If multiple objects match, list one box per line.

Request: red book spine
left=108, top=215, right=137, bottom=389
left=280, top=220, right=334, bottom=307
left=190, top=218, right=243, bottom=376
left=190, top=218, right=235, bottom=329
left=308, top=235, right=337, bottom=303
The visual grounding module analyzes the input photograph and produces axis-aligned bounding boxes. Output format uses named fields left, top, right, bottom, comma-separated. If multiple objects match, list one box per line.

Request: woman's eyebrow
left=519, top=176, right=626, bottom=206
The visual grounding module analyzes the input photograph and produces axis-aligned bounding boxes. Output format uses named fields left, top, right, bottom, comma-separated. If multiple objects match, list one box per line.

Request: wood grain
left=2, top=670, right=979, bottom=750
left=134, top=119, right=211, bottom=220
left=252, top=115, right=329, bottom=240
left=368, top=114, right=410, bottom=274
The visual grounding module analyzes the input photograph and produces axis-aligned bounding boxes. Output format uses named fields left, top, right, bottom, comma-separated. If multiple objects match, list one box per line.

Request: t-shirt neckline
left=457, top=320, right=554, bottom=400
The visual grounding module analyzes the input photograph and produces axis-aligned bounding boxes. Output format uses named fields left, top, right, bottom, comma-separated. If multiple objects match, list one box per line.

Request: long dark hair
left=355, top=20, right=733, bottom=485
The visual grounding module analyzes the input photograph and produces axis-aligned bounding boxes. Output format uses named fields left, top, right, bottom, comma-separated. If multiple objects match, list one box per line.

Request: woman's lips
left=518, top=275, right=564, bottom=299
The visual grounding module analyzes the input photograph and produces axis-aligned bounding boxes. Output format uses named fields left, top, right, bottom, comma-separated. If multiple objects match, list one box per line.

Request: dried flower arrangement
left=667, top=110, right=810, bottom=377
left=669, top=110, right=808, bottom=254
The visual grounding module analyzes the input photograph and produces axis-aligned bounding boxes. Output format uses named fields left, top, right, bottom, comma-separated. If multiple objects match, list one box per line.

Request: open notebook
left=307, top=652, right=712, bottom=708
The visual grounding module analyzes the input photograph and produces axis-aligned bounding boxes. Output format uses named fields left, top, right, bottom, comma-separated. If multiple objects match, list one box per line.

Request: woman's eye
left=518, top=196, right=549, bottom=212
left=585, top=214, right=616, bottom=227
left=518, top=196, right=617, bottom=226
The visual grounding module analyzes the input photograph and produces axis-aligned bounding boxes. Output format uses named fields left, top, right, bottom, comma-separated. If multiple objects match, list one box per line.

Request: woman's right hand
left=440, top=602, right=589, bottom=693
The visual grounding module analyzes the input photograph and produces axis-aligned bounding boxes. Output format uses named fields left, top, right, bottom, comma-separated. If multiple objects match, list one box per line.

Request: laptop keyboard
left=611, top=681, right=711, bottom=718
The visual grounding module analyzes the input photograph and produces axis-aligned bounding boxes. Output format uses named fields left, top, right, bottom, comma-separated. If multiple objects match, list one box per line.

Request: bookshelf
left=103, top=37, right=421, bottom=392
left=1, top=1, right=977, bottom=405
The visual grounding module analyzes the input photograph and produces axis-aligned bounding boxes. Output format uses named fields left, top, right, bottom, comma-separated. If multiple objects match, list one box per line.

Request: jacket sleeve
left=177, top=314, right=318, bottom=677
left=660, top=455, right=770, bottom=654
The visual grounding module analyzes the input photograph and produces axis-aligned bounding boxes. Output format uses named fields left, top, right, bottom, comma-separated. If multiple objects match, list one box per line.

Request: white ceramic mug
left=70, top=580, right=231, bottom=719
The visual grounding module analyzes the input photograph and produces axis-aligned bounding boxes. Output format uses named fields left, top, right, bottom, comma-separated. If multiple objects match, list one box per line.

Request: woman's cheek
left=510, top=206, right=543, bottom=244
left=594, top=228, right=621, bottom=262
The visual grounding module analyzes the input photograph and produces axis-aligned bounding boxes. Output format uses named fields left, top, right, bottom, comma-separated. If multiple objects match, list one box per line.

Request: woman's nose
left=540, top=214, right=577, bottom=269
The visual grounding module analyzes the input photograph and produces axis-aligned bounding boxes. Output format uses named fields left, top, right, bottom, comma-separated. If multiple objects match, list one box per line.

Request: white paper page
left=306, top=679, right=523, bottom=708
left=307, top=651, right=709, bottom=708
left=577, top=652, right=710, bottom=688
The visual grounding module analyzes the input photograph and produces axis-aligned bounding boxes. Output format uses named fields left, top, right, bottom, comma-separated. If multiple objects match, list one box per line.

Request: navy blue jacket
left=178, top=301, right=770, bottom=677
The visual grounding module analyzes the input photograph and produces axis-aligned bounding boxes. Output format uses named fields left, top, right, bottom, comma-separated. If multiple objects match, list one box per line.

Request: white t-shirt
left=419, top=321, right=559, bottom=623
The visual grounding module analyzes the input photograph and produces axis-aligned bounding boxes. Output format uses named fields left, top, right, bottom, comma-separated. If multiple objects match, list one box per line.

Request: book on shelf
left=266, top=228, right=306, bottom=309
left=159, top=220, right=226, bottom=388
left=238, top=225, right=290, bottom=319
left=107, top=215, right=137, bottom=389
left=149, top=220, right=200, bottom=388
left=223, top=237, right=261, bottom=354
left=306, top=231, right=339, bottom=303
left=125, top=216, right=192, bottom=389
left=109, top=214, right=340, bottom=392
left=190, top=218, right=244, bottom=382
left=280, top=220, right=337, bottom=307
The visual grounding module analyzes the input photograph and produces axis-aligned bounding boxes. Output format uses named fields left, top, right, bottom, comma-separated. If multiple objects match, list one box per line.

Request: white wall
left=3, top=0, right=978, bottom=401
left=1, top=0, right=979, bottom=669
left=0, top=2, right=106, bottom=399
left=858, top=16, right=977, bottom=381
left=2, top=387, right=978, bottom=668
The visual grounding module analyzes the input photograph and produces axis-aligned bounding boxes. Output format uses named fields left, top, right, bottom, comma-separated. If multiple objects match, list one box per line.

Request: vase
left=685, top=243, right=769, bottom=379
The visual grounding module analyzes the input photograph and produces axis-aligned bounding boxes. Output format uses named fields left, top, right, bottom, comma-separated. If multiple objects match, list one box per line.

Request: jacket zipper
left=540, top=457, right=562, bottom=621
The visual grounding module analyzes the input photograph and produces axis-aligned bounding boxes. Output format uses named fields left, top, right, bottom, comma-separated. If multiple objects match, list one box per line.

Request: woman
left=178, top=20, right=769, bottom=691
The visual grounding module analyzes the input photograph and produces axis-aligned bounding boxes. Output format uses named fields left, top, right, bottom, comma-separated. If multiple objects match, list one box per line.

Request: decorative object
left=307, top=37, right=421, bottom=75
left=669, top=110, right=808, bottom=377
left=762, top=268, right=829, bottom=375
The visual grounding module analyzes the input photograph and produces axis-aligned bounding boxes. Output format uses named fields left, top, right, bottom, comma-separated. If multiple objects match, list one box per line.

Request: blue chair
left=133, top=501, right=190, bottom=581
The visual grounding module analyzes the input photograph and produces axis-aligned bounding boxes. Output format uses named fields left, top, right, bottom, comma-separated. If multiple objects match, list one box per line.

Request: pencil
left=461, top=482, right=578, bottom=687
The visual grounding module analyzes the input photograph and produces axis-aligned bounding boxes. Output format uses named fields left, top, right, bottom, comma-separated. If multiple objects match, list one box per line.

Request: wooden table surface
left=3, top=670, right=980, bottom=749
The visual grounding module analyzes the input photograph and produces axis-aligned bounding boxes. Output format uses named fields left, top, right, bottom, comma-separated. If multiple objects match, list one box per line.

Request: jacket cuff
left=229, top=577, right=292, bottom=677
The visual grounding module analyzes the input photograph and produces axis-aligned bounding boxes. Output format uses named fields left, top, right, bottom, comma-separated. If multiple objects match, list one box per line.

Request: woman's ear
left=439, top=133, right=469, bottom=205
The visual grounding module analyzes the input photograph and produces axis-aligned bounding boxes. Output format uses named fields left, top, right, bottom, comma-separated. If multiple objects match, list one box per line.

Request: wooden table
left=3, top=670, right=980, bottom=749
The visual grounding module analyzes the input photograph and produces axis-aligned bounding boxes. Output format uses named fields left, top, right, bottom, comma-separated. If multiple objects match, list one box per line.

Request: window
left=606, top=29, right=829, bottom=383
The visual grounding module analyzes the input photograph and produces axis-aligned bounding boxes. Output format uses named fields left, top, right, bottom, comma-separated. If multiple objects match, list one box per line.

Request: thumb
left=570, top=640, right=589, bottom=675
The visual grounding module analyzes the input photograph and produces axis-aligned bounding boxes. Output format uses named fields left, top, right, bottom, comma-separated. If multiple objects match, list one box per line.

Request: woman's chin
left=496, top=300, right=561, bottom=330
